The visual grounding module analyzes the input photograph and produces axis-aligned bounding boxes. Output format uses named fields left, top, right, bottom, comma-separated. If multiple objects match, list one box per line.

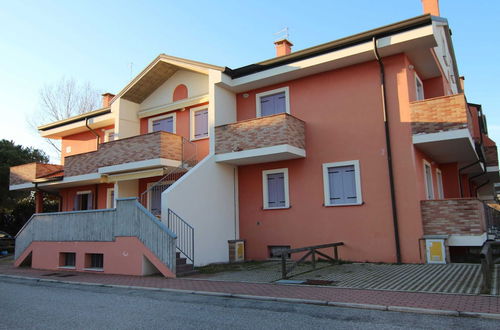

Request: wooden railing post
left=311, top=249, right=316, bottom=269
left=281, top=254, right=287, bottom=279
left=334, top=246, right=339, bottom=260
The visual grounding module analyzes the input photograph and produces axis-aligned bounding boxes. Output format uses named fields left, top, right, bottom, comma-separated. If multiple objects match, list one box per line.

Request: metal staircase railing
left=139, top=137, right=197, bottom=217
left=167, top=209, right=194, bottom=264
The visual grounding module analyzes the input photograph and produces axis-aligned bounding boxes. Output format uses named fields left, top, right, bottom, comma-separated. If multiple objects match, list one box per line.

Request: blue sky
left=0, top=0, right=498, bottom=162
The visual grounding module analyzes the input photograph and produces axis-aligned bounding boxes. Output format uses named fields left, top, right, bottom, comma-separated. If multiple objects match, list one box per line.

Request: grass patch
left=195, top=261, right=267, bottom=274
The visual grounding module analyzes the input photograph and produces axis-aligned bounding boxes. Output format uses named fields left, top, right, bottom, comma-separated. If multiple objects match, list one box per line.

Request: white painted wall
left=114, top=98, right=140, bottom=139
left=162, top=155, right=237, bottom=266
left=140, top=70, right=209, bottom=111
left=209, top=71, right=237, bottom=154
left=432, top=23, right=458, bottom=94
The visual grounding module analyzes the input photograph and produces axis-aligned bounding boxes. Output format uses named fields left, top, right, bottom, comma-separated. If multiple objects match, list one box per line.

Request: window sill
left=83, top=267, right=104, bottom=272
left=263, top=206, right=291, bottom=210
left=58, top=266, right=76, bottom=270
left=324, top=202, right=364, bottom=207
left=190, top=136, right=209, bottom=142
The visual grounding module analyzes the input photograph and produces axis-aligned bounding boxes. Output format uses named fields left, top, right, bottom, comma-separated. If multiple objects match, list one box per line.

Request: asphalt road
left=0, top=277, right=497, bottom=329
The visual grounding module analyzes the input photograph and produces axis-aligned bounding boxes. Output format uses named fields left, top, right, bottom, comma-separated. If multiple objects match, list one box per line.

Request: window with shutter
left=74, top=191, right=92, bottom=210
left=262, top=168, right=289, bottom=209
left=192, top=108, right=208, bottom=139
left=424, top=162, right=434, bottom=200
left=256, top=87, right=290, bottom=117
left=149, top=114, right=176, bottom=133
left=323, top=161, right=362, bottom=206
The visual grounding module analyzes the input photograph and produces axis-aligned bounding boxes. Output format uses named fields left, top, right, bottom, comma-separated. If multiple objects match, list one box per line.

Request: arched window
left=173, top=84, right=188, bottom=102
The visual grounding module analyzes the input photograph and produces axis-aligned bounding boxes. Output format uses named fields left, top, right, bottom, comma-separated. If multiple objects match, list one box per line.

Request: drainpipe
left=85, top=118, right=100, bottom=149
left=372, top=37, right=402, bottom=264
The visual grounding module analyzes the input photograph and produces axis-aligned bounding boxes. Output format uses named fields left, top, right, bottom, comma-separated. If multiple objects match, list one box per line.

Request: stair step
left=176, top=269, right=199, bottom=277
left=176, top=257, right=187, bottom=265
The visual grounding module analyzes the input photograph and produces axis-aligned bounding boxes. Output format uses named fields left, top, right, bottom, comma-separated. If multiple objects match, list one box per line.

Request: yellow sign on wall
left=426, top=239, right=446, bottom=264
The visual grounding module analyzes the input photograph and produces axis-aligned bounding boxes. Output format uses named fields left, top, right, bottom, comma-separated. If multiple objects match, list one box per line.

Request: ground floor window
left=322, top=160, right=362, bottom=206
left=74, top=191, right=93, bottom=210
left=268, top=245, right=291, bottom=259
left=85, top=253, right=103, bottom=269
left=59, top=252, right=76, bottom=268
left=262, top=168, right=289, bottom=209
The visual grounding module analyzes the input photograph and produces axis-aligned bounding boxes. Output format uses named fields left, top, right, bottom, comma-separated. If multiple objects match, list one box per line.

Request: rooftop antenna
left=274, top=27, right=289, bottom=41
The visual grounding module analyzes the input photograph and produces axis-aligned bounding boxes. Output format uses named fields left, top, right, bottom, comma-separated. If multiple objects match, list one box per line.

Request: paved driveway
left=193, top=262, right=499, bottom=295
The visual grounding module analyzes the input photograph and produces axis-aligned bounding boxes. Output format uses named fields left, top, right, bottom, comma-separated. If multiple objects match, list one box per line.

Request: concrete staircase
left=176, top=252, right=197, bottom=277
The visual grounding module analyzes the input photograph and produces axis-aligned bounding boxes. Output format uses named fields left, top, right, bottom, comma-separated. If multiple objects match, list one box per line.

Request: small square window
left=323, top=161, right=362, bottom=206
left=262, top=168, right=290, bottom=209
left=59, top=252, right=76, bottom=268
left=85, top=253, right=103, bottom=269
left=268, top=246, right=291, bottom=259
left=75, top=191, right=93, bottom=211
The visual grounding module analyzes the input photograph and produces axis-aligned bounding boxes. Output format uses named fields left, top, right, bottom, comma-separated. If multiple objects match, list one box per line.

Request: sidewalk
left=1, top=263, right=499, bottom=319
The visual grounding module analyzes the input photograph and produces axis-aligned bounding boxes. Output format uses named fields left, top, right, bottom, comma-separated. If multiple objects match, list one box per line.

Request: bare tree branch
left=30, top=77, right=101, bottom=156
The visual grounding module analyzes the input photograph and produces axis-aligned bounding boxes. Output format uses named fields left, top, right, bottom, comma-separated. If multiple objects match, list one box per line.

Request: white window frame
left=415, top=73, right=425, bottom=101
left=76, top=190, right=92, bottom=211
left=148, top=112, right=177, bottom=134
left=423, top=160, right=435, bottom=200
left=436, top=168, right=444, bottom=199
left=103, top=129, right=115, bottom=142
left=255, top=86, right=290, bottom=117
left=190, top=105, right=209, bottom=141
left=262, top=168, right=290, bottom=210
left=106, top=188, right=115, bottom=208
left=322, top=160, right=363, bottom=207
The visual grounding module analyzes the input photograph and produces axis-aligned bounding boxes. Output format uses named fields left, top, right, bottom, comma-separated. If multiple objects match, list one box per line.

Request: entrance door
left=426, top=239, right=446, bottom=264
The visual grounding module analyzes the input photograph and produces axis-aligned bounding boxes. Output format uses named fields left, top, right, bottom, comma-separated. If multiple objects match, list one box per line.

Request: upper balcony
left=214, top=113, right=306, bottom=165
left=64, top=131, right=183, bottom=177
left=10, top=163, right=64, bottom=188
left=410, top=94, right=480, bottom=170
left=10, top=131, right=188, bottom=189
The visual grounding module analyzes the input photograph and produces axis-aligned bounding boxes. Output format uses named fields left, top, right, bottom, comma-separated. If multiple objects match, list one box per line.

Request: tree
left=0, top=140, right=52, bottom=235
left=0, top=139, right=49, bottom=211
left=30, top=77, right=101, bottom=153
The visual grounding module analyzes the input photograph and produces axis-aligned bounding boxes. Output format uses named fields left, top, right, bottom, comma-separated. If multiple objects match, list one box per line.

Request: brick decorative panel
left=64, top=132, right=182, bottom=177
left=10, top=163, right=63, bottom=186
left=410, top=94, right=472, bottom=135
left=421, top=199, right=487, bottom=236
left=215, top=113, right=305, bottom=154
left=485, top=146, right=498, bottom=167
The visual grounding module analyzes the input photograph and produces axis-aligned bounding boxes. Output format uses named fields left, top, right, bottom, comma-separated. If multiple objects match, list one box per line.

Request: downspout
left=85, top=118, right=100, bottom=149
left=372, top=37, right=402, bottom=264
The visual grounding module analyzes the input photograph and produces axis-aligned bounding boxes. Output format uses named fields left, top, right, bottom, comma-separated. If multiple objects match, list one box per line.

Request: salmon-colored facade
left=9, top=1, right=500, bottom=275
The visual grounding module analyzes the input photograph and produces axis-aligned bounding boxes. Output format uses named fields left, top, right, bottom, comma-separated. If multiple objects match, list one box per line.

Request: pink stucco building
left=10, top=0, right=500, bottom=276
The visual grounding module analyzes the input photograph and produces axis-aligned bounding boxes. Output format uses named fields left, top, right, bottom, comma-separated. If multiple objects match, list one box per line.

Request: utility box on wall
left=228, top=240, right=245, bottom=263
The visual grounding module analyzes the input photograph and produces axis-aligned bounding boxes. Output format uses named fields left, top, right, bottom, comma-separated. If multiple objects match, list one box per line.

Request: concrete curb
left=2, top=273, right=500, bottom=320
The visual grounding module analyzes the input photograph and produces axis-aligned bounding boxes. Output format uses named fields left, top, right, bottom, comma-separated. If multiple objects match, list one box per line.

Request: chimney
left=459, top=76, right=465, bottom=91
left=421, top=0, right=440, bottom=16
left=102, top=93, right=115, bottom=108
left=274, top=39, right=293, bottom=57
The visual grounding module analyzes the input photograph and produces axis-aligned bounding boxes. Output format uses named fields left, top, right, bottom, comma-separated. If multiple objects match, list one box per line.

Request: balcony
left=215, top=113, right=306, bottom=165
left=411, top=94, right=479, bottom=171
left=10, top=163, right=64, bottom=188
left=64, top=131, right=183, bottom=177
left=421, top=199, right=488, bottom=246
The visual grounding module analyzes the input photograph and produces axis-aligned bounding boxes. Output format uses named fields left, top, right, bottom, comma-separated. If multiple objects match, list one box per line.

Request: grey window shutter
left=328, top=165, right=357, bottom=205
left=260, top=95, right=275, bottom=116
left=73, top=195, right=79, bottom=211
left=267, top=173, right=286, bottom=208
